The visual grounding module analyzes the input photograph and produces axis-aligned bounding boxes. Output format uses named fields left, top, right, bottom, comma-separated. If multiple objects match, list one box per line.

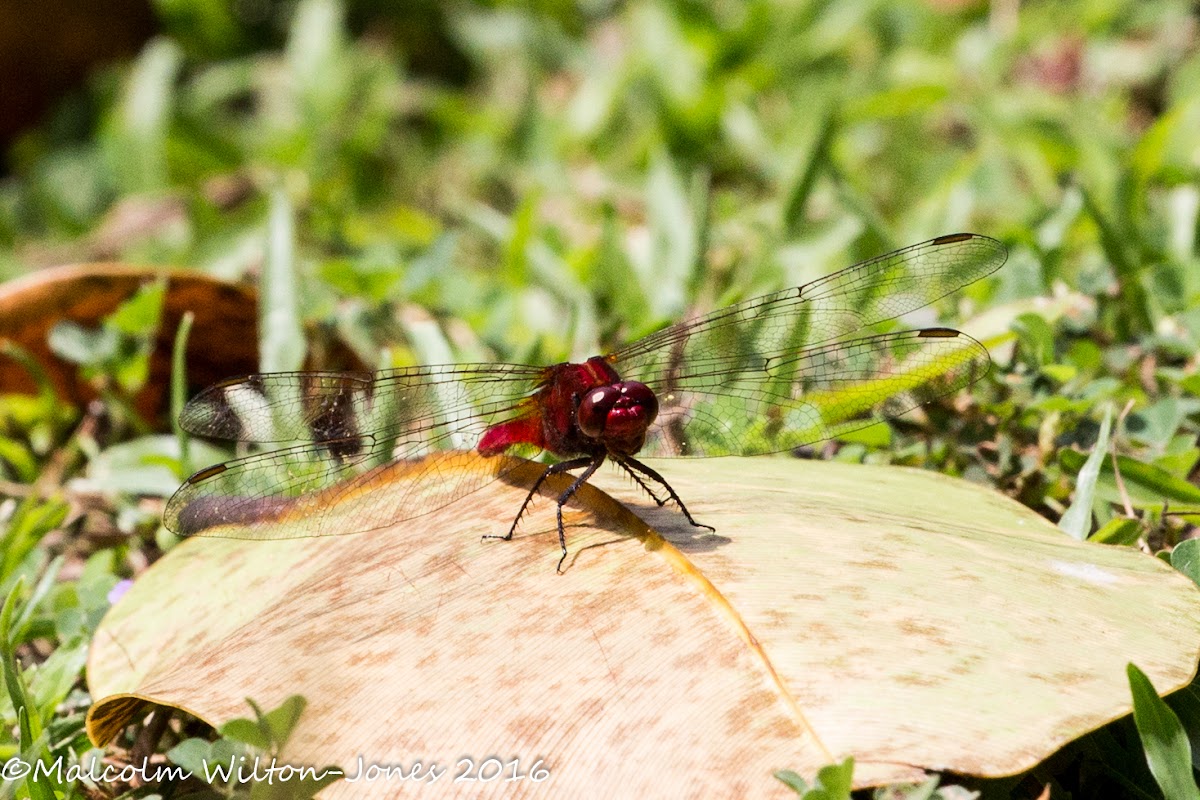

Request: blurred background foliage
left=1, top=0, right=1199, bottom=795
left=2, top=0, right=1197, bottom=522
left=3, top=0, right=1196, bottom=355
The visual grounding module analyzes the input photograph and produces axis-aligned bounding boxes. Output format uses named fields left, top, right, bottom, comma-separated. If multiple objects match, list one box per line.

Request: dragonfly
left=165, top=232, right=1006, bottom=571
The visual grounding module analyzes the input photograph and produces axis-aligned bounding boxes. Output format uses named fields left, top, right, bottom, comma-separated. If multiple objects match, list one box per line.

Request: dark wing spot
left=187, top=463, right=228, bottom=483
left=931, top=232, right=977, bottom=245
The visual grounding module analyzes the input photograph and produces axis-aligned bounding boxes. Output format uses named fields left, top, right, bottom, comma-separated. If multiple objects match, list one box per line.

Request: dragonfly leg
left=619, top=456, right=716, bottom=533
left=553, top=454, right=606, bottom=572
left=613, top=459, right=668, bottom=506
left=485, top=456, right=594, bottom=543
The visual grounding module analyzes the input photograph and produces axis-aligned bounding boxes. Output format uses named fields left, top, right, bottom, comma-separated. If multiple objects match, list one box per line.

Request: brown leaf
left=0, top=265, right=258, bottom=422
left=87, top=455, right=1200, bottom=794
left=0, top=265, right=366, bottom=424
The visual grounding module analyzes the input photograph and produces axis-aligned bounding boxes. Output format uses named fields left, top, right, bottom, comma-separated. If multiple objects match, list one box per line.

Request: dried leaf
left=88, top=455, right=1200, bottom=794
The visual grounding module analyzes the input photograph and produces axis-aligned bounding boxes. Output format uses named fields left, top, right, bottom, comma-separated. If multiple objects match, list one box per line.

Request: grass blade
left=1059, top=404, right=1114, bottom=540
left=1128, top=663, right=1200, bottom=800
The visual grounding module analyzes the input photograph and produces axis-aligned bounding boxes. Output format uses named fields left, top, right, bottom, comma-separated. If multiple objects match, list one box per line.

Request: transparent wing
left=610, top=233, right=1005, bottom=456
left=634, top=328, right=989, bottom=456
left=613, top=233, right=1004, bottom=368
left=165, top=364, right=548, bottom=539
left=164, top=432, right=535, bottom=541
left=179, top=363, right=547, bottom=444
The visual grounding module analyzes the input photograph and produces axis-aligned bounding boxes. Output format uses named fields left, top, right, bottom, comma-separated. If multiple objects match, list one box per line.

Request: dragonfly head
left=577, top=381, right=659, bottom=454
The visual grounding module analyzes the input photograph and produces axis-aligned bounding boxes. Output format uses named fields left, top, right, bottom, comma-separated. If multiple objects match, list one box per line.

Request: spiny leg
left=615, top=459, right=668, bottom=506
left=619, top=456, right=715, bottom=533
left=553, top=454, right=606, bottom=572
left=485, top=456, right=594, bottom=543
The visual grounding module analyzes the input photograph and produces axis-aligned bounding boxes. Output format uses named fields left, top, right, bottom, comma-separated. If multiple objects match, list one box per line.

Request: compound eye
left=577, top=386, right=620, bottom=439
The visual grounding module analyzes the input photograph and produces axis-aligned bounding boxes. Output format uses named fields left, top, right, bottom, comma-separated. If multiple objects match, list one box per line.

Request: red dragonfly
left=165, top=233, right=1005, bottom=570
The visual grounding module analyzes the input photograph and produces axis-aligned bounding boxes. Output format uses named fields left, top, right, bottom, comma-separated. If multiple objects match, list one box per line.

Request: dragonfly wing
left=165, top=419, right=544, bottom=539
left=180, top=364, right=547, bottom=444
left=632, top=328, right=989, bottom=457
left=610, top=233, right=1003, bottom=457
left=612, top=233, right=1005, bottom=367
left=168, top=364, right=549, bottom=539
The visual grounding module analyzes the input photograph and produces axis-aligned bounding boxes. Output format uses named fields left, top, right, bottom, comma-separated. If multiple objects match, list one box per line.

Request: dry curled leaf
left=0, top=265, right=366, bottom=423
left=0, top=265, right=258, bottom=421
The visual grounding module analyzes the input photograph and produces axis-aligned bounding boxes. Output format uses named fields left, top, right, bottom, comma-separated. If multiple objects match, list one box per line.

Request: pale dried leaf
left=87, top=454, right=1200, bottom=795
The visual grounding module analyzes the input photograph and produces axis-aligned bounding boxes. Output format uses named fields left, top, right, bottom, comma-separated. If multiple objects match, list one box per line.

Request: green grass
left=0, top=0, right=1199, bottom=796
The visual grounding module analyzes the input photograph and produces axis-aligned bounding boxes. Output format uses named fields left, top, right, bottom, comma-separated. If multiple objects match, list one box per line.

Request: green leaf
left=260, top=695, right=307, bottom=749
left=1059, top=404, right=1114, bottom=540
left=166, top=737, right=219, bottom=776
left=783, top=108, right=838, bottom=238
left=0, top=436, right=37, bottom=483
left=1157, top=447, right=1200, bottom=481
left=0, top=581, right=54, bottom=800
left=1127, top=663, right=1200, bottom=800
left=1171, top=540, right=1200, bottom=588
left=775, top=757, right=854, bottom=798
left=219, top=718, right=271, bottom=750
left=1168, top=684, right=1200, bottom=773
left=1039, top=363, right=1077, bottom=384
left=261, top=185, right=305, bottom=373
left=111, top=38, right=183, bottom=192
left=153, top=0, right=248, bottom=58
left=1090, top=516, right=1144, bottom=546
left=107, top=279, right=167, bottom=335
left=0, top=581, right=33, bottom=732
left=10, top=555, right=62, bottom=644
left=804, top=756, right=854, bottom=800
left=45, top=279, right=166, bottom=393
left=47, top=321, right=120, bottom=366
left=640, top=150, right=702, bottom=321
left=287, top=0, right=349, bottom=119
left=501, top=191, right=537, bottom=286
left=835, top=420, right=891, bottom=448
left=1129, top=398, right=1194, bottom=449
left=845, top=85, right=949, bottom=121
left=1011, top=313, right=1056, bottom=368
left=1059, top=450, right=1200, bottom=507
left=0, top=499, right=67, bottom=591
left=171, top=309, right=195, bottom=475
left=775, top=769, right=808, bottom=793
left=318, top=254, right=401, bottom=303
left=28, top=642, right=88, bottom=723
